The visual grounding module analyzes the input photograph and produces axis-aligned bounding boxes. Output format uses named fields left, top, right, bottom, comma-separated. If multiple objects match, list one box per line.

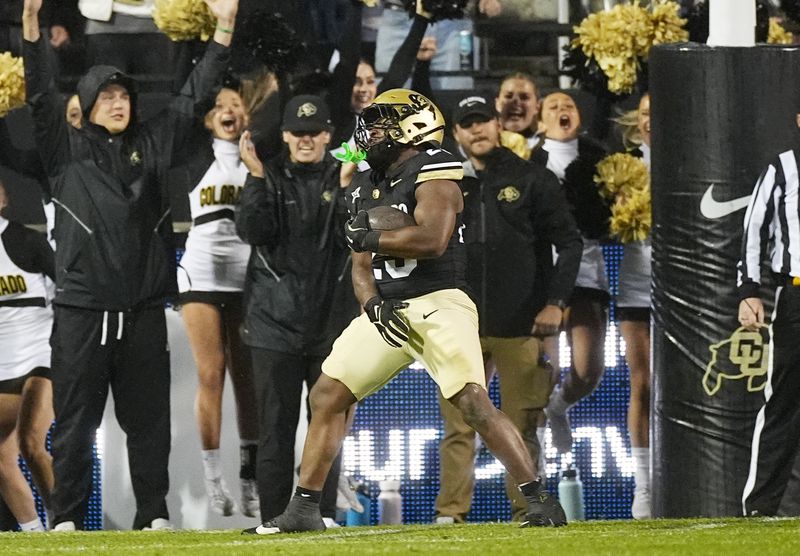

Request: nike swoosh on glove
left=364, top=296, right=409, bottom=347
left=345, top=210, right=381, bottom=252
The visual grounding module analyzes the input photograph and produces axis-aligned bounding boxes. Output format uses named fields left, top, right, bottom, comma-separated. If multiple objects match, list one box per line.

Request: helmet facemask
left=355, top=104, right=404, bottom=171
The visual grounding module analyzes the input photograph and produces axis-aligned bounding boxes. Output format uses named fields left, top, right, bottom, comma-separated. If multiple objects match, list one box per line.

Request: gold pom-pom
left=594, top=152, right=651, bottom=242
left=594, top=152, right=649, bottom=199
left=500, top=130, right=531, bottom=160
left=0, top=52, right=25, bottom=118
left=648, top=0, right=688, bottom=54
left=571, top=1, right=687, bottom=95
left=768, top=19, right=793, bottom=44
left=153, top=0, right=216, bottom=42
left=610, top=185, right=651, bottom=243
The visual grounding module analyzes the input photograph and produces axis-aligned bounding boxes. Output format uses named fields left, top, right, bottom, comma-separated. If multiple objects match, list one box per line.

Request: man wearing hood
left=21, top=0, right=239, bottom=531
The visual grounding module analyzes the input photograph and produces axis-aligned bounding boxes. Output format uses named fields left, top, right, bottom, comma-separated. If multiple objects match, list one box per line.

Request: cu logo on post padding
left=702, top=327, right=769, bottom=396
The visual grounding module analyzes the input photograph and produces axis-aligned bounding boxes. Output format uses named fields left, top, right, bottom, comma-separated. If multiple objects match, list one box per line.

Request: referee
left=737, top=144, right=800, bottom=517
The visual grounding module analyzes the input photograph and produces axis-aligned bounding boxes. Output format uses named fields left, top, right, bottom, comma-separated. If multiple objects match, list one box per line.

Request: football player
left=243, top=89, right=567, bottom=535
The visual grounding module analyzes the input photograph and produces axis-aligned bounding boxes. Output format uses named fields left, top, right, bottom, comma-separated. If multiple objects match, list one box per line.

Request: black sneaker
left=521, top=489, right=567, bottom=527
left=241, top=495, right=326, bottom=535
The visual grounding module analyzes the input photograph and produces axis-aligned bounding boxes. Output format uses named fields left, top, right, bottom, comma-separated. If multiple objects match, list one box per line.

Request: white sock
left=536, top=426, right=548, bottom=481
left=547, top=385, right=572, bottom=414
left=202, top=449, right=223, bottom=481
left=20, top=517, right=45, bottom=532
left=632, top=447, right=650, bottom=491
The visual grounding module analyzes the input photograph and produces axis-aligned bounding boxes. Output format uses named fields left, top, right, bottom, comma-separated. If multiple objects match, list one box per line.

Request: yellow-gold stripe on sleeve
left=416, top=169, right=464, bottom=183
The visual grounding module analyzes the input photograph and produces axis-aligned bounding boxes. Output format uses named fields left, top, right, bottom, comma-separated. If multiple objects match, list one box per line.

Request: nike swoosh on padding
left=699, top=185, right=751, bottom=219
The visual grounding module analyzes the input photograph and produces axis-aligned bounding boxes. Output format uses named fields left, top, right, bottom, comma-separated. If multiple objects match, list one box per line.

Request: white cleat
left=336, top=475, right=363, bottom=513
left=631, top=487, right=652, bottom=520
left=143, top=518, right=174, bottom=531
left=322, top=517, right=341, bottom=528
left=52, top=521, right=76, bottom=532
left=205, top=477, right=235, bottom=516
left=544, top=406, right=573, bottom=454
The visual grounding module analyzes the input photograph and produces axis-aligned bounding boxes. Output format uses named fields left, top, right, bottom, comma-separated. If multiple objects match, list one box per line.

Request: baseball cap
left=281, top=94, right=332, bottom=133
left=452, top=95, right=498, bottom=127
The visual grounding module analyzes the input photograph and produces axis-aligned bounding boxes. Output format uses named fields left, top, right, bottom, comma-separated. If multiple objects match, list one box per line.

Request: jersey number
left=384, top=257, right=418, bottom=279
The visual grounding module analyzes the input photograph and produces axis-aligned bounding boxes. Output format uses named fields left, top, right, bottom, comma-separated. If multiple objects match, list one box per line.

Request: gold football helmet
left=355, top=89, right=445, bottom=150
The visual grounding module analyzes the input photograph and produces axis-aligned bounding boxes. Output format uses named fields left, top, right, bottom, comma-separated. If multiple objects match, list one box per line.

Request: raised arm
left=22, top=0, right=71, bottom=178
left=22, top=0, right=42, bottom=42
left=329, top=1, right=363, bottom=130
left=206, top=0, right=239, bottom=48
left=149, top=0, right=239, bottom=165
left=378, top=12, right=431, bottom=93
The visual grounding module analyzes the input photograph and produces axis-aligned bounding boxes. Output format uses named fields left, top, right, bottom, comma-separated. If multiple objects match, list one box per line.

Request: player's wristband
left=364, top=230, right=381, bottom=253
left=364, top=296, right=382, bottom=314
left=216, top=25, right=234, bottom=34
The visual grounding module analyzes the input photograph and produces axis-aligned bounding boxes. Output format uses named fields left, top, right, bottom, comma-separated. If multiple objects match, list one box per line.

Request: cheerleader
left=532, top=92, right=610, bottom=454
left=0, top=180, right=54, bottom=531
left=615, top=93, right=652, bottom=519
left=177, top=85, right=258, bottom=517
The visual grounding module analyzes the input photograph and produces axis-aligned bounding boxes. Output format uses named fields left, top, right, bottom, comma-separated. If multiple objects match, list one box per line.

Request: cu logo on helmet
left=407, top=93, right=428, bottom=112
left=297, top=102, right=317, bottom=118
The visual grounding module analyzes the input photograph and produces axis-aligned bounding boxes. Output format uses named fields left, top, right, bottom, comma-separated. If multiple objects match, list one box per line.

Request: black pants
left=743, top=285, right=800, bottom=516
left=50, top=305, right=171, bottom=529
left=250, top=348, right=341, bottom=521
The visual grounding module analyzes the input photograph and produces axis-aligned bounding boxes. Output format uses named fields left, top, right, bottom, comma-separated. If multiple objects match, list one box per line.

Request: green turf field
left=1, top=518, right=799, bottom=555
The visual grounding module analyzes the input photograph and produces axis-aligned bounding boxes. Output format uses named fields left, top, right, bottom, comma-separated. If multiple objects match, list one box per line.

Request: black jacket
left=236, top=155, right=358, bottom=355
left=463, top=147, right=583, bottom=337
left=23, top=37, right=229, bottom=311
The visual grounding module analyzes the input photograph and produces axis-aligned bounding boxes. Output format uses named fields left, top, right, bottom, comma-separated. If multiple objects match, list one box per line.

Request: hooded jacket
left=235, top=154, right=358, bottom=355
left=23, top=37, right=230, bottom=311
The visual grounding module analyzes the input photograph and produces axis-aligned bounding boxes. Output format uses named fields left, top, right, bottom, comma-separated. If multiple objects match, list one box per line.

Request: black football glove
left=345, top=210, right=381, bottom=253
left=364, top=296, right=409, bottom=348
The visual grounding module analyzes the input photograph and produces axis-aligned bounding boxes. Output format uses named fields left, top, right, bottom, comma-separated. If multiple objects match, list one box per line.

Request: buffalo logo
left=321, top=190, right=333, bottom=203
left=702, top=327, right=769, bottom=396
left=497, top=186, right=520, bottom=203
left=130, top=150, right=141, bottom=166
left=372, top=188, right=381, bottom=200
left=297, top=102, right=317, bottom=118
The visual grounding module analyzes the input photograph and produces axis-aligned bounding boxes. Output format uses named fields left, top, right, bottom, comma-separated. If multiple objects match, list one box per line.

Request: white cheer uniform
left=177, top=139, right=250, bottom=295
left=0, top=217, right=53, bottom=382
left=617, top=144, right=652, bottom=309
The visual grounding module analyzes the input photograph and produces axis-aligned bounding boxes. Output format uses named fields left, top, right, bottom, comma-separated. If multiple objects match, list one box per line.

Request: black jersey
left=346, top=147, right=467, bottom=300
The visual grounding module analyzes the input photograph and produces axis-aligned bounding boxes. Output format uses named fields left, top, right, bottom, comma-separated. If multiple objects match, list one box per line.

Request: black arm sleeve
left=531, top=167, right=583, bottom=306
left=378, top=14, right=430, bottom=93
left=0, top=117, right=49, bottom=193
left=145, top=40, right=231, bottom=168
left=329, top=2, right=363, bottom=134
left=235, top=173, right=281, bottom=246
left=3, top=222, right=55, bottom=280
left=23, top=37, right=70, bottom=181
left=410, top=59, right=433, bottom=102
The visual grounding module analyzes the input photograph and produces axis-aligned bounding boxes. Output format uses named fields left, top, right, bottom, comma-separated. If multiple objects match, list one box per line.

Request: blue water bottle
left=558, top=467, right=585, bottom=522
left=345, top=483, right=371, bottom=526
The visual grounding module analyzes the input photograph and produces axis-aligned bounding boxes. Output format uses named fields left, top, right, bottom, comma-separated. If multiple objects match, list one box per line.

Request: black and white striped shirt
left=737, top=148, right=800, bottom=299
